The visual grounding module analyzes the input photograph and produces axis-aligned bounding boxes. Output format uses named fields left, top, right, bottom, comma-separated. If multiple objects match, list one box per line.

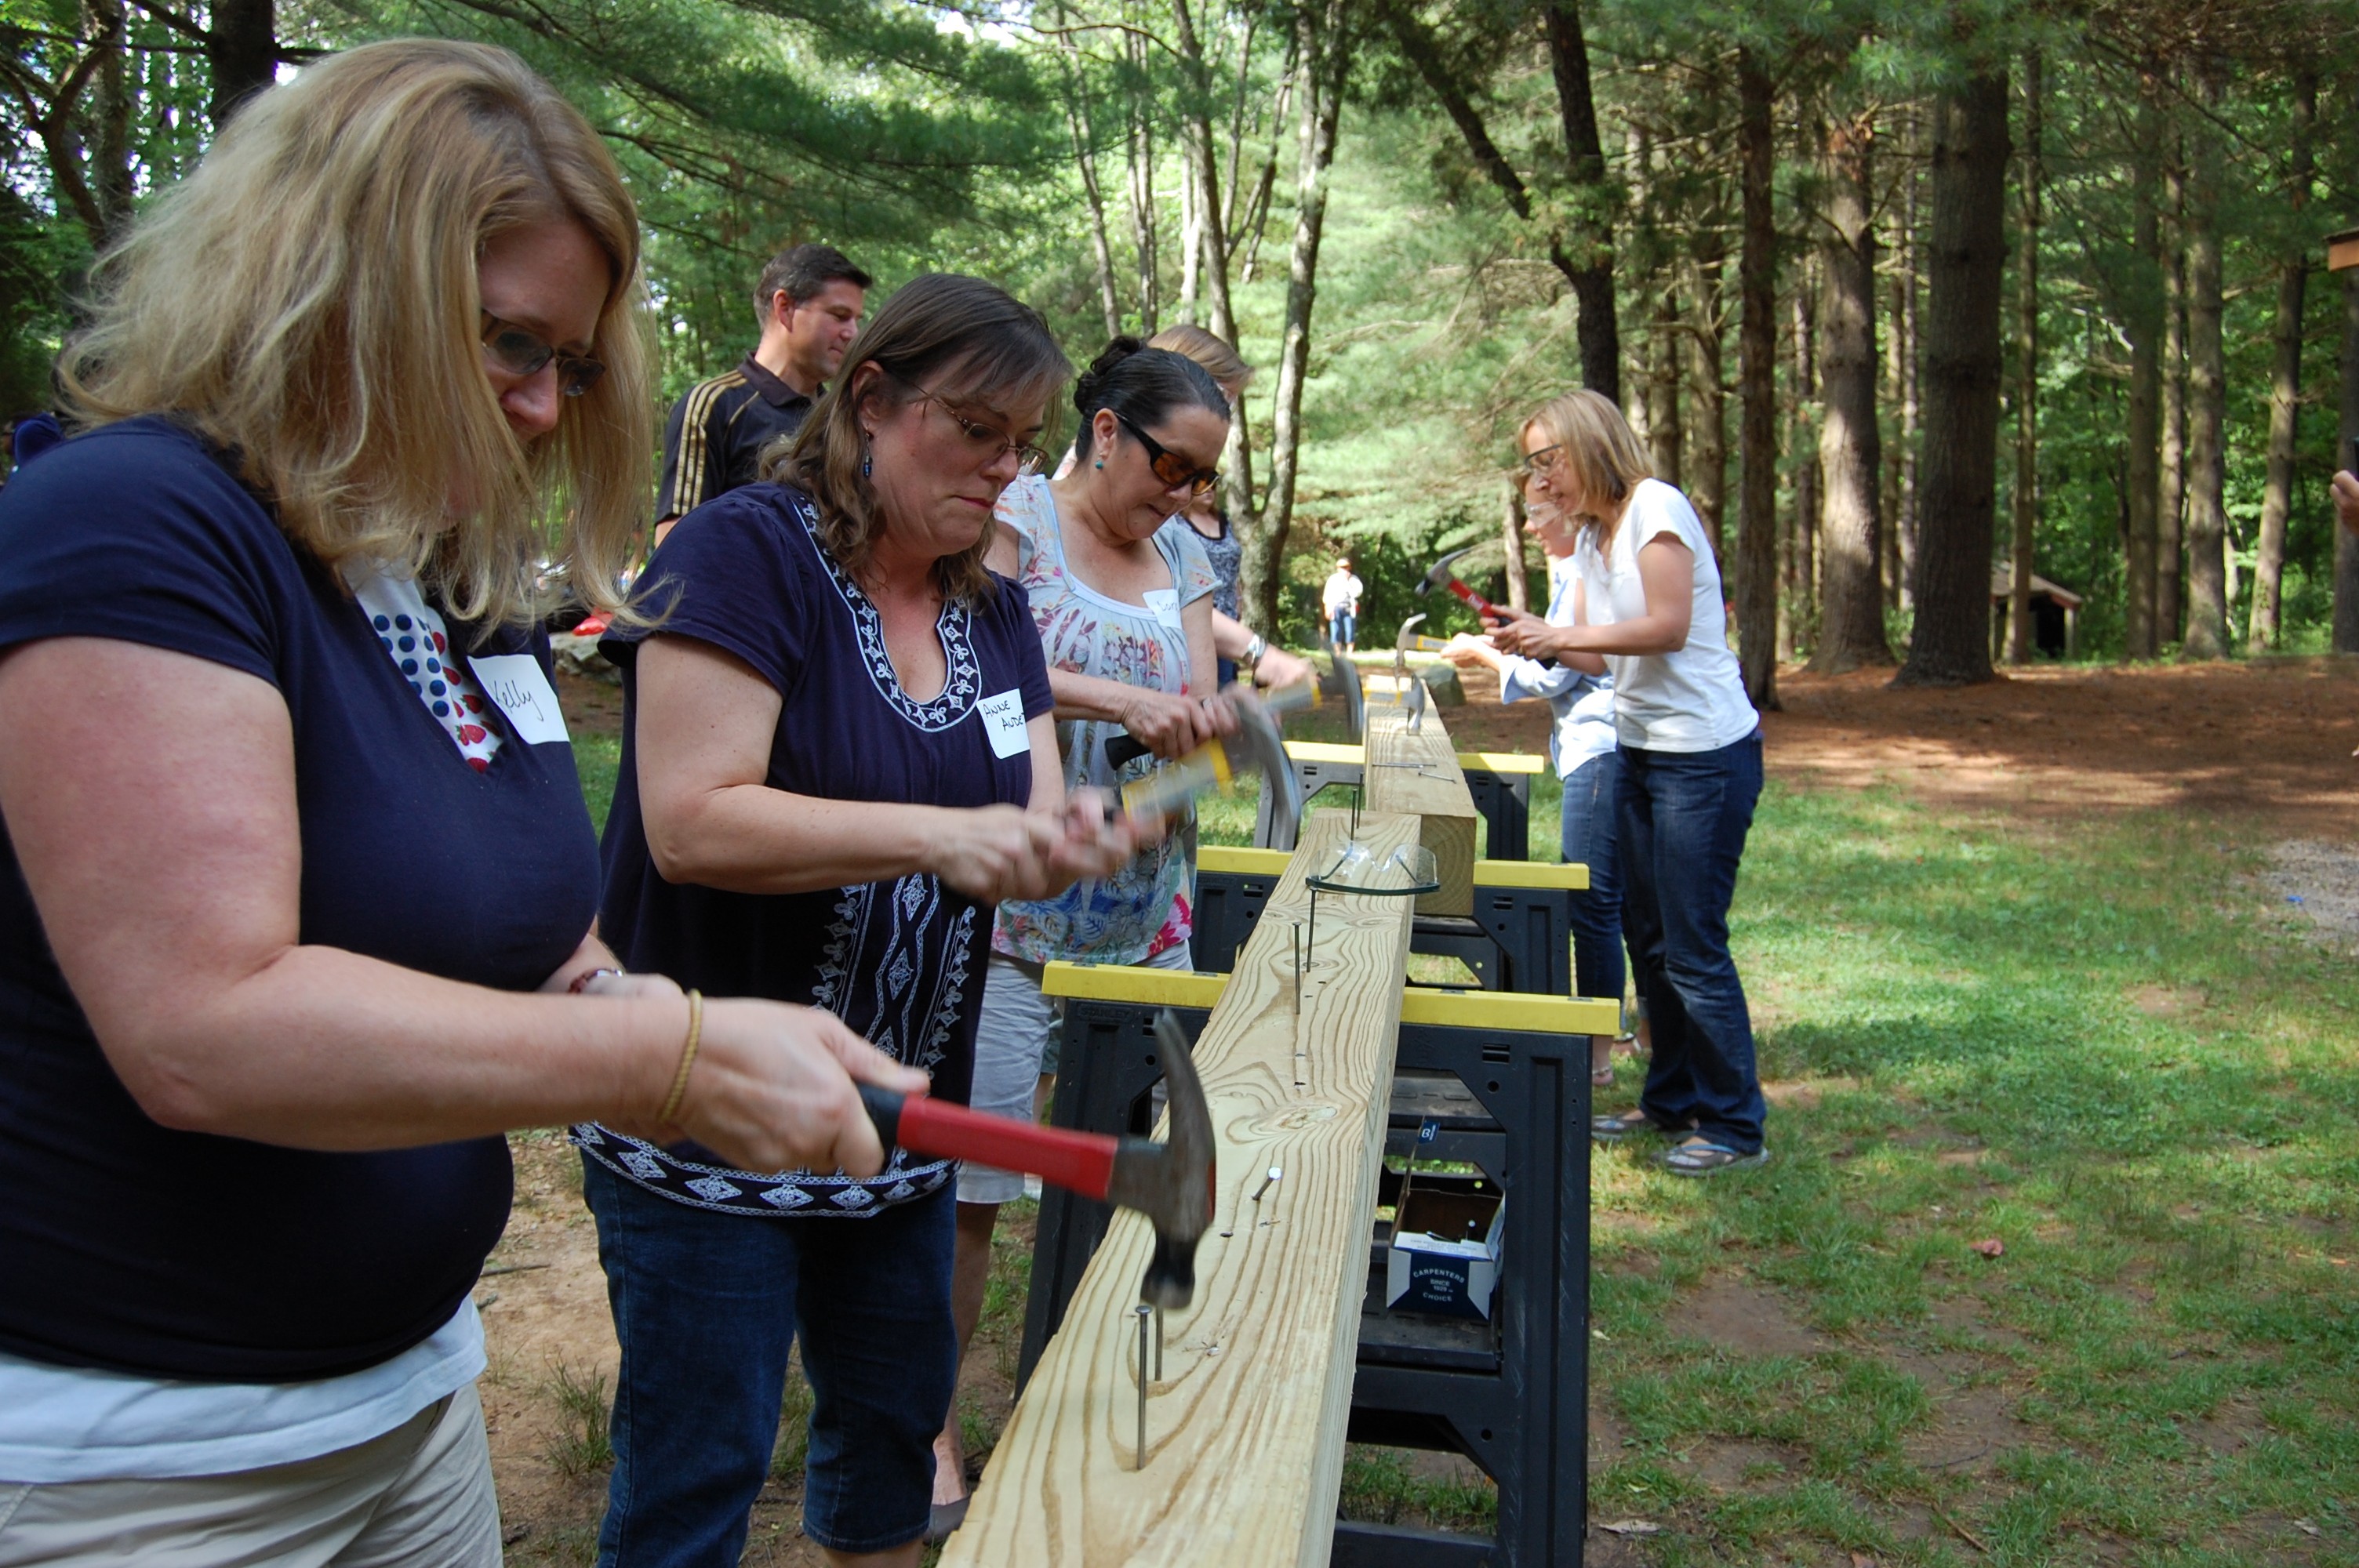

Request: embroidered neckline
left=789, top=492, right=981, bottom=733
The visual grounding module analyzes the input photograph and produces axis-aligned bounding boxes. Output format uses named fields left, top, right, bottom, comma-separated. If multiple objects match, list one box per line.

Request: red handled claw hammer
left=859, top=1011, right=1216, bottom=1308
left=1415, top=546, right=1498, bottom=621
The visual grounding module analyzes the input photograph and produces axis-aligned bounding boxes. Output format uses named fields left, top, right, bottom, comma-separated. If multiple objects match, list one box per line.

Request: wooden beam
left=943, top=806, right=1423, bottom=1568
left=1360, top=703, right=1480, bottom=918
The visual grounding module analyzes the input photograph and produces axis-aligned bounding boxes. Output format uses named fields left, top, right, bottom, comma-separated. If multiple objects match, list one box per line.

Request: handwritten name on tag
left=1142, top=589, right=1181, bottom=626
left=977, top=689, right=1030, bottom=760
left=468, top=654, right=571, bottom=746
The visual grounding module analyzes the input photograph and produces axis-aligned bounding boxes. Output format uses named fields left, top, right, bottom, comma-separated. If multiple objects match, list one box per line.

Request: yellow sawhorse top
left=1039, top=960, right=1620, bottom=1036
left=1199, top=843, right=1590, bottom=891
left=1283, top=739, right=1546, bottom=776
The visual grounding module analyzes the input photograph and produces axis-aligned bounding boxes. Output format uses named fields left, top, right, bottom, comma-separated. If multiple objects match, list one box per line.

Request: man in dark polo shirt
left=653, top=244, right=871, bottom=546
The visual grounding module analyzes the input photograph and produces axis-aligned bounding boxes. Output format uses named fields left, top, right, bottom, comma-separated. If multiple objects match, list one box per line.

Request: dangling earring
left=1095, top=459, right=1104, bottom=470
left=861, top=431, right=873, bottom=480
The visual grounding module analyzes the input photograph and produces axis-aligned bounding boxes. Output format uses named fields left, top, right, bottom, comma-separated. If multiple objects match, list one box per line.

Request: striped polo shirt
left=654, top=354, right=816, bottom=521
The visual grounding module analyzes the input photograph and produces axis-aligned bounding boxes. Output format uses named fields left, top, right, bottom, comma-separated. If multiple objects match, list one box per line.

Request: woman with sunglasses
left=918, top=339, right=1236, bottom=1535
left=583, top=274, right=1141, bottom=1568
left=0, top=42, right=922, bottom=1563
left=1482, top=390, right=1767, bottom=1178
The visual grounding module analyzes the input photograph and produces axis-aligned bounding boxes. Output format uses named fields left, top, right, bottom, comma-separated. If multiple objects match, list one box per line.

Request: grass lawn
left=567, top=713, right=2358, bottom=1565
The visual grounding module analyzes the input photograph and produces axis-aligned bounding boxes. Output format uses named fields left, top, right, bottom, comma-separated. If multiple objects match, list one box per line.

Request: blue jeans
left=1329, top=611, right=1355, bottom=647
left=1618, top=731, right=1767, bottom=1153
left=581, top=1160, right=957, bottom=1564
left=1559, top=749, right=1627, bottom=1014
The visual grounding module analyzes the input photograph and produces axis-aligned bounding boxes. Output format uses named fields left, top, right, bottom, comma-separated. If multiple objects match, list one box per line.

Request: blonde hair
left=1147, top=324, right=1253, bottom=392
left=1521, top=390, right=1655, bottom=534
left=59, top=38, right=652, bottom=632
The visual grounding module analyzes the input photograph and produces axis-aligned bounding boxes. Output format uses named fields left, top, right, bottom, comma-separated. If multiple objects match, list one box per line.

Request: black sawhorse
left=1015, top=967, right=1609, bottom=1568
left=1194, top=846, right=1585, bottom=998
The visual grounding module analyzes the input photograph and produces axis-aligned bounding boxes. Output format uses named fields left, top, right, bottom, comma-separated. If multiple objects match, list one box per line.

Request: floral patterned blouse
left=992, top=474, right=1217, bottom=966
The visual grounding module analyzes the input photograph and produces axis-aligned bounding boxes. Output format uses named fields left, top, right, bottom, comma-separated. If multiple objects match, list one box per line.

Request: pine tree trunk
left=2160, top=147, right=2187, bottom=645
left=1545, top=0, right=1619, bottom=403
left=2339, top=269, right=2359, bottom=654
left=2179, top=79, right=2229, bottom=662
left=2005, top=52, right=2041, bottom=665
left=2123, top=75, right=2164, bottom=659
left=209, top=0, right=277, bottom=127
left=1896, top=71, right=2009, bottom=688
left=1652, top=284, right=1685, bottom=488
left=1125, top=45, right=1161, bottom=337
left=2252, top=72, right=2314, bottom=653
left=1887, top=126, right=1906, bottom=612
left=1783, top=265, right=1819, bottom=662
left=1243, top=0, right=1348, bottom=637
left=1733, top=52, right=1781, bottom=710
left=1687, top=244, right=1730, bottom=559
left=1899, top=109, right=1922, bottom=614
left=1812, top=109, right=1891, bottom=672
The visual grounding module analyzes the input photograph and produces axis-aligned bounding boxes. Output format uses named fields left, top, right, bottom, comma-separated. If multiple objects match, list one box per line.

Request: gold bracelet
left=657, top=989, right=703, bottom=1125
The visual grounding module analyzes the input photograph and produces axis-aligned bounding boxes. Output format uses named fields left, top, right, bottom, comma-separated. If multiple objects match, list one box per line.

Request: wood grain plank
left=1361, top=703, right=1479, bottom=917
left=942, top=806, right=1423, bottom=1568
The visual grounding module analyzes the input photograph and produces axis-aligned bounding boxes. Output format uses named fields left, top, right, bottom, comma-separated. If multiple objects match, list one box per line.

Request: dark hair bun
left=1074, top=336, right=1148, bottom=412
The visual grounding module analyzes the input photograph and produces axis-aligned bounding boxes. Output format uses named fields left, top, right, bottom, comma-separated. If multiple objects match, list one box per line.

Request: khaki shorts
left=0, top=1381, right=500, bottom=1568
left=959, top=944, right=1196, bottom=1205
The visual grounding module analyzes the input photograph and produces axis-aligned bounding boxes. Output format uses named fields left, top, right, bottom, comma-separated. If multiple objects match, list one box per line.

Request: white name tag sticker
left=469, top=654, right=571, bottom=746
left=977, top=688, right=1030, bottom=760
left=1142, top=589, right=1180, bottom=625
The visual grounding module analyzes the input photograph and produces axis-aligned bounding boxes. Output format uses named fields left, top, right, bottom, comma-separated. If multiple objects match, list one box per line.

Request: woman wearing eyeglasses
left=0, top=42, right=927, bottom=1564
left=914, top=339, right=1236, bottom=1534
left=584, top=275, right=1143, bottom=1567
left=1482, top=390, right=1767, bottom=1178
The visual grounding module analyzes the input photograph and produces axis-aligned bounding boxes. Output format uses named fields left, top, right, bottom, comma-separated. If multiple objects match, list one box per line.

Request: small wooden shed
left=1991, top=571, right=2083, bottom=659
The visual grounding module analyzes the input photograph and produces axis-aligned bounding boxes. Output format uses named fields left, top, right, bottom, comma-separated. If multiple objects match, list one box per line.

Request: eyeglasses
left=1520, top=443, right=1568, bottom=477
left=480, top=313, right=606, bottom=398
left=905, top=381, right=1051, bottom=475
left=1115, top=412, right=1222, bottom=498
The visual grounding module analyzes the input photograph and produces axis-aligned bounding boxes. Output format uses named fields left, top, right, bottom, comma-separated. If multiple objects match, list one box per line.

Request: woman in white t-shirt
left=1483, top=390, right=1768, bottom=1176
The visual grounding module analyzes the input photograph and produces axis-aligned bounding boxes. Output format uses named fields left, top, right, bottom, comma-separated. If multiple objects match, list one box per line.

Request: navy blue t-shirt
left=582, top=484, right=1052, bottom=1218
left=0, top=417, right=600, bottom=1381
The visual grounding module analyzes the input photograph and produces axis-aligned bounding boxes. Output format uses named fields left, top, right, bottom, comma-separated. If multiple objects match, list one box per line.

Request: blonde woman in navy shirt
left=0, top=41, right=937, bottom=1563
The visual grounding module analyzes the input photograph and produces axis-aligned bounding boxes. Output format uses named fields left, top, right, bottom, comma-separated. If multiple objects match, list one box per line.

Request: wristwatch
left=1243, top=633, right=1267, bottom=666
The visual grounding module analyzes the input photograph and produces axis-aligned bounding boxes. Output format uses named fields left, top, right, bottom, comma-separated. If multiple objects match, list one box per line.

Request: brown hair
left=769, top=274, right=1070, bottom=603
left=1147, top=323, right=1253, bottom=392
left=1520, top=390, right=1656, bottom=538
left=60, top=38, right=652, bottom=632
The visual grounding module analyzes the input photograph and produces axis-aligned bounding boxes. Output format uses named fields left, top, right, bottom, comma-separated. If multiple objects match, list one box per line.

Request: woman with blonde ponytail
left=0, top=40, right=922, bottom=1562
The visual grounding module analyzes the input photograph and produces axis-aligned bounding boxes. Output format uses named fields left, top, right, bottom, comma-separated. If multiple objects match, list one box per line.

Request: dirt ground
left=513, top=655, right=2359, bottom=1562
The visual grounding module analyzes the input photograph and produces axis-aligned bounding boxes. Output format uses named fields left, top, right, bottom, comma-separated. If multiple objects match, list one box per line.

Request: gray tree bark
left=2123, top=74, right=2164, bottom=659
left=1734, top=52, right=1780, bottom=708
left=2005, top=52, right=2041, bottom=665
left=1243, top=0, right=1349, bottom=636
left=2160, top=143, right=2187, bottom=644
left=2337, top=271, right=2359, bottom=653
left=1896, top=71, right=2009, bottom=688
left=209, top=0, right=277, bottom=127
left=2179, top=76, right=2229, bottom=662
left=1545, top=0, right=1619, bottom=402
left=1812, top=109, right=1891, bottom=672
left=2252, top=71, right=2314, bottom=653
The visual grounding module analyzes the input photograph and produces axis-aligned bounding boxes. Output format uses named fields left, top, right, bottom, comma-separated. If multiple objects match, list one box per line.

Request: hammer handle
left=859, top=1085, right=1120, bottom=1202
left=1445, top=578, right=1499, bottom=620
left=1104, top=731, right=1152, bottom=768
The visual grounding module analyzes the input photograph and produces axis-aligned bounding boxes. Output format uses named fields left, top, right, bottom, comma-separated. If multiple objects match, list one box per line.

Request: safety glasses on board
left=1114, top=412, right=1222, bottom=498
left=480, top=314, right=606, bottom=398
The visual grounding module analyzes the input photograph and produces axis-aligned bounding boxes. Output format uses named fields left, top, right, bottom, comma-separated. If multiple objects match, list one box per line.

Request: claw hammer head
left=1106, top=1011, right=1219, bottom=1309
left=1230, top=688, right=1303, bottom=851
left=1416, top=546, right=1498, bottom=620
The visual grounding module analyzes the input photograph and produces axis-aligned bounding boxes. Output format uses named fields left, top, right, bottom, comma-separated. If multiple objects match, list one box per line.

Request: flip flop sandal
left=1590, top=1111, right=1670, bottom=1143
left=1656, top=1136, right=1769, bottom=1178
left=1591, top=1062, right=1616, bottom=1087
